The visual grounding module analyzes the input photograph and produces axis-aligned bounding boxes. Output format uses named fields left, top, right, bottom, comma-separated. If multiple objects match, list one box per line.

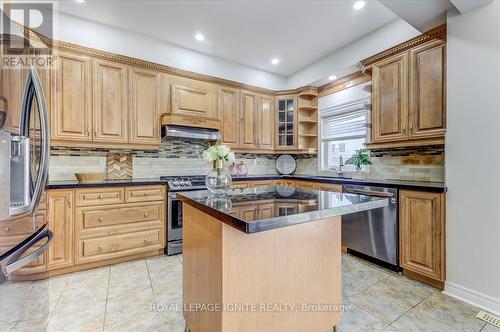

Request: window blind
left=321, top=109, right=366, bottom=141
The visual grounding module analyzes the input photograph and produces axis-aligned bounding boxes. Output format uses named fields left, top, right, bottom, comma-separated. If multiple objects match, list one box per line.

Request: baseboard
left=444, top=281, right=500, bottom=316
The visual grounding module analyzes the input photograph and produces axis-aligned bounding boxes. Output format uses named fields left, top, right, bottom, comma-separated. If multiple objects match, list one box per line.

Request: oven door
left=167, top=192, right=183, bottom=243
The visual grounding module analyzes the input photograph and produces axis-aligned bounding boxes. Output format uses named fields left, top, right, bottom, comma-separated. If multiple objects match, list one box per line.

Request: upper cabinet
left=170, top=77, right=217, bottom=119
left=93, top=59, right=128, bottom=143
left=275, top=96, right=297, bottom=150
left=408, top=39, right=446, bottom=140
left=257, top=94, right=274, bottom=151
left=363, top=26, right=447, bottom=148
left=371, top=52, right=409, bottom=143
left=51, top=52, right=93, bottom=142
left=219, top=87, right=240, bottom=149
left=50, top=53, right=161, bottom=149
left=239, top=91, right=258, bottom=150
left=129, top=67, right=161, bottom=145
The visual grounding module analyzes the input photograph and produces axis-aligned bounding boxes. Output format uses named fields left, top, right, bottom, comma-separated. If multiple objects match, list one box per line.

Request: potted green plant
left=345, top=149, right=372, bottom=170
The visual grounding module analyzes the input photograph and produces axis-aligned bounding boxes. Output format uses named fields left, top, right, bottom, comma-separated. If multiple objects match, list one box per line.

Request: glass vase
left=205, top=160, right=232, bottom=195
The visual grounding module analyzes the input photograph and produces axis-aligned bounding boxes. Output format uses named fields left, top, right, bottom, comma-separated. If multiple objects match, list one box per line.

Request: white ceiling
left=56, top=0, right=397, bottom=76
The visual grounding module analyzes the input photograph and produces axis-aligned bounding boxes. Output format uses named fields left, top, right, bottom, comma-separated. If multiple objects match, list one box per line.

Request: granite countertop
left=45, top=178, right=166, bottom=189
left=46, top=174, right=446, bottom=192
left=232, top=174, right=447, bottom=192
left=178, top=186, right=389, bottom=234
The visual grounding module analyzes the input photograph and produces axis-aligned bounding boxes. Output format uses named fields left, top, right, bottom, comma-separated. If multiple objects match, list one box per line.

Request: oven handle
left=343, top=188, right=394, bottom=198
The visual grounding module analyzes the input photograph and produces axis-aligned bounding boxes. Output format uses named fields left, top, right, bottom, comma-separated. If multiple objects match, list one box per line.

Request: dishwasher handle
left=343, top=188, right=395, bottom=198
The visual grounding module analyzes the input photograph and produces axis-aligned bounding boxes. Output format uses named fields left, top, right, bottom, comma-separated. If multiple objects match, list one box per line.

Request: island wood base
left=183, top=204, right=342, bottom=332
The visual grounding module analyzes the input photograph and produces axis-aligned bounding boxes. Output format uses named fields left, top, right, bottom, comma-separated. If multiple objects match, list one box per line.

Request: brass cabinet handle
left=144, top=212, right=148, bottom=217
left=410, top=123, right=414, bottom=132
left=99, top=217, right=103, bottom=222
left=97, top=245, right=102, bottom=250
left=402, top=124, right=406, bottom=134
left=99, top=195, right=103, bottom=199
left=144, top=238, right=149, bottom=243
left=68, top=199, right=72, bottom=208
left=5, top=227, right=9, bottom=232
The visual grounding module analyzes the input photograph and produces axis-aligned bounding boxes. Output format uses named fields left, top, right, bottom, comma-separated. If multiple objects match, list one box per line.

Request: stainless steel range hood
left=162, top=125, right=221, bottom=141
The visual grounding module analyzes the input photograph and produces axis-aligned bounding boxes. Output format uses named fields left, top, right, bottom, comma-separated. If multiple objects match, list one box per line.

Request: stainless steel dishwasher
left=342, top=184, right=399, bottom=268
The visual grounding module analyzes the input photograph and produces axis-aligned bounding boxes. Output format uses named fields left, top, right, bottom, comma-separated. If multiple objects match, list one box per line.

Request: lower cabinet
left=47, top=190, right=74, bottom=270
left=399, top=190, right=445, bottom=289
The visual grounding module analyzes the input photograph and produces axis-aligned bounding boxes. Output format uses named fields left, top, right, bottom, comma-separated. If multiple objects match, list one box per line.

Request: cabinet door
left=257, top=203, right=275, bottom=220
left=1, top=68, right=25, bottom=134
left=171, top=83, right=215, bottom=119
left=409, top=40, right=446, bottom=139
left=129, top=67, right=160, bottom=145
left=239, top=91, right=258, bottom=149
left=47, top=190, right=74, bottom=269
left=219, top=87, right=240, bottom=148
left=400, top=190, right=445, bottom=283
left=276, top=96, right=297, bottom=150
left=371, top=53, right=408, bottom=143
left=52, top=52, right=92, bottom=142
left=258, top=94, right=274, bottom=150
left=93, top=60, right=128, bottom=143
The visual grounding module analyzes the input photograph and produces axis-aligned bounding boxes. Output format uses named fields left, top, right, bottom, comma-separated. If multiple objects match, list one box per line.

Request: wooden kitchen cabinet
left=257, top=94, right=274, bottom=150
left=1, top=67, right=26, bottom=134
left=408, top=39, right=446, bottom=139
left=275, top=96, right=297, bottom=151
left=231, top=181, right=251, bottom=189
left=317, top=183, right=342, bottom=192
left=239, top=91, right=258, bottom=149
left=51, top=52, right=93, bottom=142
left=219, top=87, right=240, bottom=148
left=400, top=190, right=445, bottom=289
left=292, top=180, right=318, bottom=190
left=93, top=59, right=128, bottom=143
left=250, top=180, right=274, bottom=187
left=47, top=189, right=74, bottom=270
left=371, top=52, right=409, bottom=143
left=369, top=38, right=446, bottom=147
left=171, top=79, right=216, bottom=119
left=128, top=66, right=161, bottom=145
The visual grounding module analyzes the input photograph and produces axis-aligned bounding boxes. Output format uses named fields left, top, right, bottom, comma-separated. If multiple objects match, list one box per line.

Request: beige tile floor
left=0, top=253, right=498, bottom=332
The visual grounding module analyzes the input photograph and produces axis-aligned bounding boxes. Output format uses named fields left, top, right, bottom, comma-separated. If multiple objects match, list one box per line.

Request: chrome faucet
left=337, top=155, right=344, bottom=178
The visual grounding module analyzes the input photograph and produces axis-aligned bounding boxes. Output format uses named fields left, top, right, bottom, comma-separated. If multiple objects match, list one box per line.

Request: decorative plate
left=275, top=154, right=296, bottom=175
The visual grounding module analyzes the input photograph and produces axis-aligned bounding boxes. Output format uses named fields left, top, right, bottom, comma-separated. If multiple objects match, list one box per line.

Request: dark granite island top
left=178, top=185, right=388, bottom=234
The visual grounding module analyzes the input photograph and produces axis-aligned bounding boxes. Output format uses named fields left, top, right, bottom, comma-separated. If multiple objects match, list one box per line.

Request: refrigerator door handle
left=1, top=228, right=53, bottom=275
left=16, top=67, right=50, bottom=217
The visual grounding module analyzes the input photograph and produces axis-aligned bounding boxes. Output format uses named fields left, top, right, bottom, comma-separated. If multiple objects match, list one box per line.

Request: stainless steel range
left=162, top=175, right=206, bottom=255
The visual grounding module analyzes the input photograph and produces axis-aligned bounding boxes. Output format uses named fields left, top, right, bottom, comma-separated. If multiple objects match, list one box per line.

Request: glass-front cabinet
left=276, top=96, right=297, bottom=150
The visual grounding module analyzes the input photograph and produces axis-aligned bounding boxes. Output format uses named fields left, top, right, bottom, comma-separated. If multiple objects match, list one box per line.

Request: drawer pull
left=97, top=245, right=103, bottom=250
left=5, top=227, right=9, bottom=232
left=144, top=212, right=148, bottom=217
left=99, top=195, right=103, bottom=199
left=99, top=217, right=104, bottom=222
left=144, top=238, right=149, bottom=243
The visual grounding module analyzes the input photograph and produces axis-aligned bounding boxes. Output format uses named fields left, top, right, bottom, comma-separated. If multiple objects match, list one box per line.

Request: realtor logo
left=1, top=1, right=56, bottom=67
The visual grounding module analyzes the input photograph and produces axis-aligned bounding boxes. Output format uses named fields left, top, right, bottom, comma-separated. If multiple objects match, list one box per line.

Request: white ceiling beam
left=379, top=0, right=455, bottom=32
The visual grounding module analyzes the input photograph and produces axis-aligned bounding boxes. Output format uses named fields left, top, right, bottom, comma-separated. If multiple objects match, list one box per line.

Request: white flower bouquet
left=202, top=144, right=235, bottom=163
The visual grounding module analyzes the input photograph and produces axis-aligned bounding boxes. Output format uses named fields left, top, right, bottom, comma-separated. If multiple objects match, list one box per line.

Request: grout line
left=43, top=274, right=70, bottom=332
left=102, top=266, right=111, bottom=332
left=379, top=290, right=437, bottom=331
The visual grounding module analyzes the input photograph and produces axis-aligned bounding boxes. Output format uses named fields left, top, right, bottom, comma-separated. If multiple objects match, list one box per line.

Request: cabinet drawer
left=0, top=213, right=45, bottom=236
left=76, top=228, right=162, bottom=264
left=293, top=180, right=318, bottom=190
left=76, top=202, right=164, bottom=233
left=250, top=180, right=273, bottom=187
left=125, top=185, right=165, bottom=203
left=231, top=181, right=250, bottom=189
left=317, top=183, right=342, bottom=192
left=75, top=187, right=124, bottom=206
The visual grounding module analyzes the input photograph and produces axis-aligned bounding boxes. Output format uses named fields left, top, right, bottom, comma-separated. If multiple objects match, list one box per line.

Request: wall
left=286, top=19, right=419, bottom=88
left=48, top=139, right=278, bottom=181
left=444, top=2, right=500, bottom=315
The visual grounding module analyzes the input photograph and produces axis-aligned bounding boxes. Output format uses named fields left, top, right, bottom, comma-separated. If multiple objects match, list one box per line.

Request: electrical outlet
left=476, top=310, right=500, bottom=328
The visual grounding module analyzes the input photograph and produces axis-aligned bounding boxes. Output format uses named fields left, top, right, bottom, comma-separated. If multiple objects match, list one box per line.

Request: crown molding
left=358, top=24, right=447, bottom=72
left=318, top=71, right=371, bottom=97
left=16, top=25, right=319, bottom=96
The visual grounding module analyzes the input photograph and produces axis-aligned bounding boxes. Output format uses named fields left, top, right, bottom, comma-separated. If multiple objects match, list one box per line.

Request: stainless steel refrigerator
left=0, top=67, right=52, bottom=283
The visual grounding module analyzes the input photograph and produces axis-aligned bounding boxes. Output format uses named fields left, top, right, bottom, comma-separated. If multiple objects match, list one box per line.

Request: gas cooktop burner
left=161, top=175, right=206, bottom=191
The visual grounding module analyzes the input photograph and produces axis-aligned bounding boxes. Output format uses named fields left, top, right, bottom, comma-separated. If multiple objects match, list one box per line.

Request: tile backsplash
left=49, top=140, right=444, bottom=183
left=295, top=145, right=445, bottom=183
left=49, top=138, right=279, bottom=181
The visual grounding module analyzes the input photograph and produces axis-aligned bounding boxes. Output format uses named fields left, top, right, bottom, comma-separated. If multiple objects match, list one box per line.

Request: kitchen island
left=178, top=186, right=388, bottom=332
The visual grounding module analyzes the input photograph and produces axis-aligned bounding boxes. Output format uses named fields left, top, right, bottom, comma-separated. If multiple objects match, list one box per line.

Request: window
left=319, top=98, right=369, bottom=172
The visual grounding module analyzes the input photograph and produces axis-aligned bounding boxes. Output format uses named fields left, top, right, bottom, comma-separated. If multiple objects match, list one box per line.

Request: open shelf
left=298, top=106, right=317, bottom=112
